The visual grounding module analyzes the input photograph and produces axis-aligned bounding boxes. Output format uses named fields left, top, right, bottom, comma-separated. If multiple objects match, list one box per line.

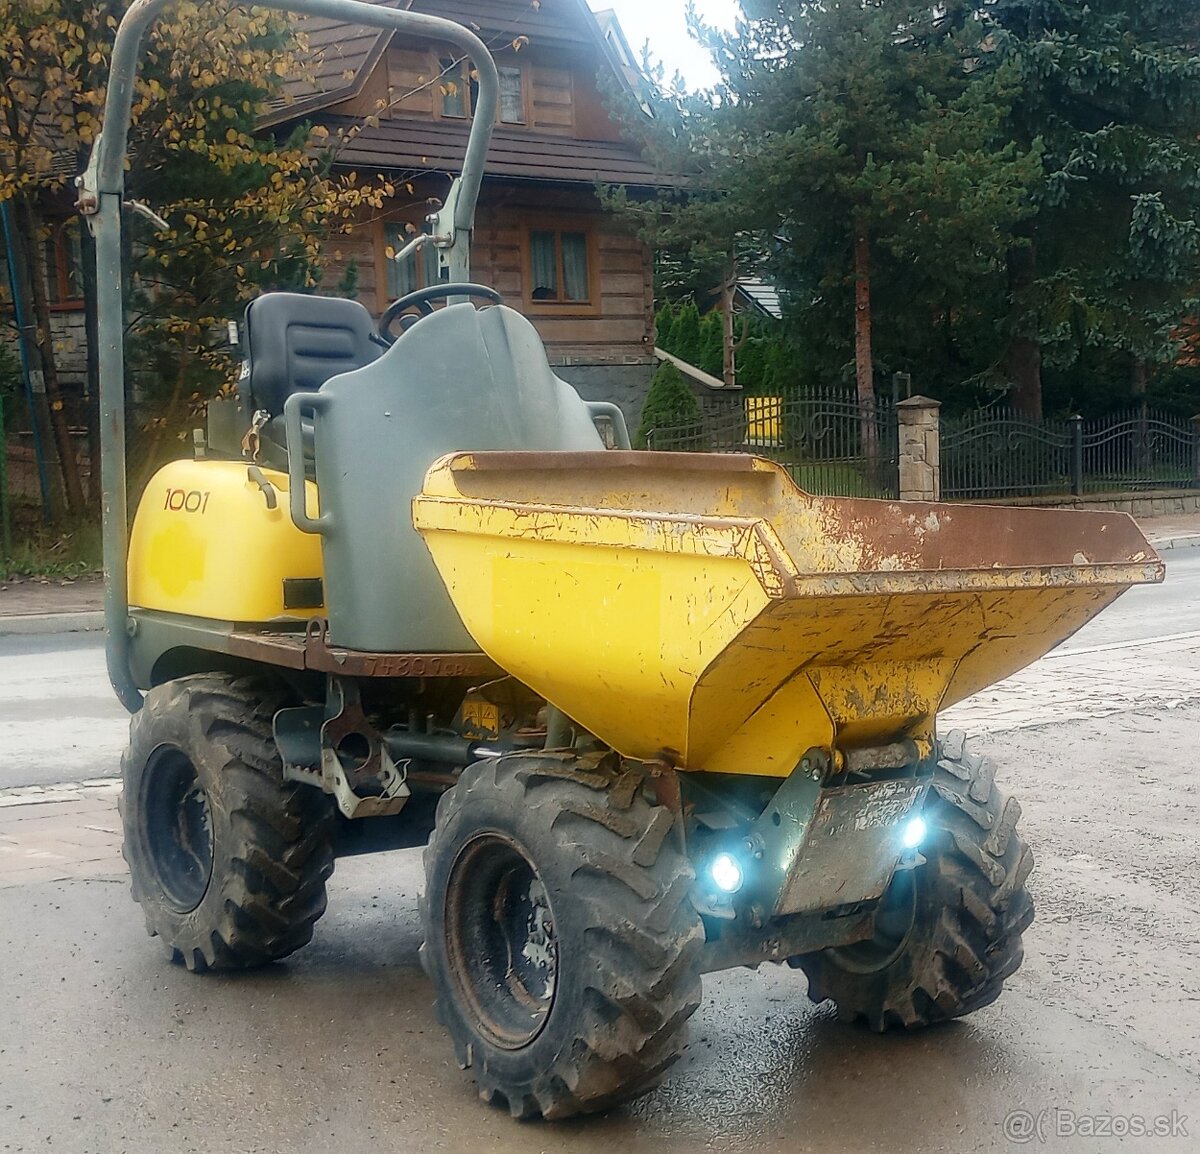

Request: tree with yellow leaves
left=0, top=0, right=392, bottom=513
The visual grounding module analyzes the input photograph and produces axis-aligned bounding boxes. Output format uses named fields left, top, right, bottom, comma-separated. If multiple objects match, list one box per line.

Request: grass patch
left=2, top=518, right=103, bottom=579
left=783, top=460, right=894, bottom=498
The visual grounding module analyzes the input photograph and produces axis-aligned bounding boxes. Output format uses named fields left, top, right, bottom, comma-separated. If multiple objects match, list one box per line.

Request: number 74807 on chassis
left=84, top=0, right=1164, bottom=1122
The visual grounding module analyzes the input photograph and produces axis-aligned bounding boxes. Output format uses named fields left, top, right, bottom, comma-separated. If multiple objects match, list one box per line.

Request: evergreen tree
left=615, top=1, right=1041, bottom=420
left=636, top=360, right=701, bottom=448
left=983, top=0, right=1200, bottom=415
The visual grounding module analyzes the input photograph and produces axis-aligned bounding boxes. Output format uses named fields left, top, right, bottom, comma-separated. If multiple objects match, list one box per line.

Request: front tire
left=420, top=754, right=704, bottom=1120
left=796, top=731, right=1034, bottom=1030
left=120, top=673, right=335, bottom=972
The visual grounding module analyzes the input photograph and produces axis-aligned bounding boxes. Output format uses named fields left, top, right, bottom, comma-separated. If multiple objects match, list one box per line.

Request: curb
left=1150, top=533, right=1200, bottom=552
left=0, top=611, right=105, bottom=637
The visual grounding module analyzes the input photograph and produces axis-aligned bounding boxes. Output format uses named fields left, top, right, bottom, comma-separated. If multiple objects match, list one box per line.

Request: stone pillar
left=897, top=395, right=941, bottom=502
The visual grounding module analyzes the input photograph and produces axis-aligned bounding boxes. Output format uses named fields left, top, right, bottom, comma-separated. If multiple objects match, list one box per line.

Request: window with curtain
left=385, top=224, right=444, bottom=298
left=439, top=55, right=482, bottom=120
left=527, top=228, right=592, bottom=306
left=499, top=67, right=525, bottom=124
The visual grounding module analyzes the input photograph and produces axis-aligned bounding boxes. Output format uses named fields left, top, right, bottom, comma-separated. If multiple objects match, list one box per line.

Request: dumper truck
left=82, top=0, right=1165, bottom=1120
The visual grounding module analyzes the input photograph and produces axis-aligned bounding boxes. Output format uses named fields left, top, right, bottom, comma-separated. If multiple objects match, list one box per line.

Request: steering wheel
left=376, top=283, right=503, bottom=345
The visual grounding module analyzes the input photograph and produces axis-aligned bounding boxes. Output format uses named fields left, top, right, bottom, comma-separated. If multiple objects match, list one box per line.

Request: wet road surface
left=2, top=697, right=1197, bottom=1154
left=2, top=548, right=1197, bottom=790
left=1, top=550, right=1198, bottom=1150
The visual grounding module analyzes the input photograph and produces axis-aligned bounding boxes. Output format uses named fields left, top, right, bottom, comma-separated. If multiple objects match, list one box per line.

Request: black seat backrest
left=241, top=292, right=381, bottom=418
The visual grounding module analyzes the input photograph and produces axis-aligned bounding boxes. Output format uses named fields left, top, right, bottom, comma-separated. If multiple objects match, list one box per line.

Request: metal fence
left=646, top=386, right=899, bottom=499
left=1081, top=409, right=1200, bottom=493
left=942, top=407, right=1200, bottom=500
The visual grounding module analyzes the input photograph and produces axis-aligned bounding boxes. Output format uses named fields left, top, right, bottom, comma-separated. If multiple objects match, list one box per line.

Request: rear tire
left=796, top=731, right=1034, bottom=1030
left=120, top=673, right=335, bottom=972
left=420, top=754, right=704, bottom=1120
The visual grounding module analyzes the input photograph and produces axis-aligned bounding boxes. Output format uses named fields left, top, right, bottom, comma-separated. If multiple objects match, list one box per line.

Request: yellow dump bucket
left=413, top=452, right=1163, bottom=778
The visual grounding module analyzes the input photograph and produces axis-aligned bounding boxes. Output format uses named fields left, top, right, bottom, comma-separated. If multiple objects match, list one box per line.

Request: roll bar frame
left=78, top=0, right=499, bottom=711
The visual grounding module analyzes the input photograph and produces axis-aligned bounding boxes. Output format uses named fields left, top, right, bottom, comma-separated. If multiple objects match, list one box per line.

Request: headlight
left=902, top=816, right=928, bottom=850
left=710, top=852, right=744, bottom=894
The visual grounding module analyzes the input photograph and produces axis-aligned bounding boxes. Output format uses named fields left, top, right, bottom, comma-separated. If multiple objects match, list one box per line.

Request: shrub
left=636, top=360, right=701, bottom=449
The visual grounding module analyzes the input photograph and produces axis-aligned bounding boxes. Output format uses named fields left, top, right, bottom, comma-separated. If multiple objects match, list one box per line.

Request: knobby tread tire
left=120, top=673, right=335, bottom=972
left=796, top=730, right=1034, bottom=1030
left=419, top=755, right=704, bottom=1120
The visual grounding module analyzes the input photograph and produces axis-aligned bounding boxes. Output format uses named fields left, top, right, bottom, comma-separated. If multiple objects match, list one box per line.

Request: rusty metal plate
left=774, top=779, right=926, bottom=917
left=226, top=620, right=502, bottom=680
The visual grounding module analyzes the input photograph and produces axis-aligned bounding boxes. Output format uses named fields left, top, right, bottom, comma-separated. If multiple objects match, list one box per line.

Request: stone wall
left=554, top=360, right=656, bottom=431
left=49, top=310, right=88, bottom=387
left=999, top=491, right=1200, bottom=517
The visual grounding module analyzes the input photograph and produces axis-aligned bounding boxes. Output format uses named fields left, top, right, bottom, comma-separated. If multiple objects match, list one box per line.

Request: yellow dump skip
left=413, top=452, right=1163, bottom=777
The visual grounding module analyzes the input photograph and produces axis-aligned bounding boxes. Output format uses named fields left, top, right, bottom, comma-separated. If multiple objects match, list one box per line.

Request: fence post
left=1070, top=415, right=1083, bottom=497
left=1192, top=416, right=1200, bottom=488
left=897, top=395, right=940, bottom=501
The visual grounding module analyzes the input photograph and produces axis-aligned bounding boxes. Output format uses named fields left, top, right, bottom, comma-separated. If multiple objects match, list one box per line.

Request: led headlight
left=710, top=852, right=744, bottom=894
left=902, top=815, right=928, bottom=850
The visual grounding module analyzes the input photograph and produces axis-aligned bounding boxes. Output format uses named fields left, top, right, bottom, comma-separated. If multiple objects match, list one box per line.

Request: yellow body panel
left=129, top=459, right=323, bottom=622
left=413, top=451, right=1163, bottom=777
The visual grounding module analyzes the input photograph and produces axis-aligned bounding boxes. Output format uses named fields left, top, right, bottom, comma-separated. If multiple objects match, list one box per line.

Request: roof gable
left=410, top=0, right=597, bottom=49
left=265, top=0, right=641, bottom=128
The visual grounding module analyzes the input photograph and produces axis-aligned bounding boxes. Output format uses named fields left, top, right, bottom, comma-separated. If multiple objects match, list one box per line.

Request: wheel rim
left=828, top=866, right=918, bottom=974
left=444, top=834, right=559, bottom=1050
left=141, top=745, right=214, bottom=914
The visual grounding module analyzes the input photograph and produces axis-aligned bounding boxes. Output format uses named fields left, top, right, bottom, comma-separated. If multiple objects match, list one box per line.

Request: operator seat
left=237, top=293, right=382, bottom=469
left=240, top=292, right=382, bottom=420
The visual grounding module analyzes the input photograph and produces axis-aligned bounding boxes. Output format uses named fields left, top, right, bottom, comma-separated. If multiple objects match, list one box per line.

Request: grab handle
left=587, top=402, right=632, bottom=449
left=284, top=392, right=333, bottom=534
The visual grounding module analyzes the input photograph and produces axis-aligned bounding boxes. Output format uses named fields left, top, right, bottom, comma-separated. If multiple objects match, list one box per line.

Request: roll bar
left=79, top=0, right=500, bottom=712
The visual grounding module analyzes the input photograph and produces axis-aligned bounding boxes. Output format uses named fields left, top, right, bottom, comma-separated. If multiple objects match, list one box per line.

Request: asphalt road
left=1060, top=545, right=1200, bottom=651
left=1, top=547, right=1198, bottom=1151
left=2, top=546, right=1197, bottom=790
left=2, top=704, right=1198, bottom=1153
left=0, top=632, right=128, bottom=787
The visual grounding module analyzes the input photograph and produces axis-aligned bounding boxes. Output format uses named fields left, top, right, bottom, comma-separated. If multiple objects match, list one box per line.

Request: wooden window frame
left=436, top=54, right=473, bottom=120
left=433, top=52, right=528, bottom=126
left=520, top=218, right=601, bottom=318
left=376, top=217, right=448, bottom=314
left=497, top=65, right=529, bottom=126
left=45, top=218, right=84, bottom=311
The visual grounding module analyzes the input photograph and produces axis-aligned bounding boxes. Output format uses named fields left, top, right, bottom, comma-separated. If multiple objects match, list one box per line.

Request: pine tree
left=983, top=0, right=1200, bottom=415
left=636, top=360, right=701, bottom=449
left=614, top=1, right=1041, bottom=423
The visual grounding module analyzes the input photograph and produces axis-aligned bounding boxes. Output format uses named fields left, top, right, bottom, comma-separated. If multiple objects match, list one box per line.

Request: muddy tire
left=419, top=754, right=704, bottom=1120
left=796, top=731, right=1034, bottom=1030
left=120, top=673, right=335, bottom=972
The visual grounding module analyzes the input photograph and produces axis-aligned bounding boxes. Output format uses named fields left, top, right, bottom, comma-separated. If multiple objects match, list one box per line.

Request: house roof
left=266, top=0, right=639, bottom=127
left=414, top=0, right=597, bottom=49
left=317, top=115, right=665, bottom=187
left=264, top=0, right=404, bottom=128
left=654, top=348, right=731, bottom=392
left=736, top=277, right=783, bottom=320
left=593, top=8, right=651, bottom=100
